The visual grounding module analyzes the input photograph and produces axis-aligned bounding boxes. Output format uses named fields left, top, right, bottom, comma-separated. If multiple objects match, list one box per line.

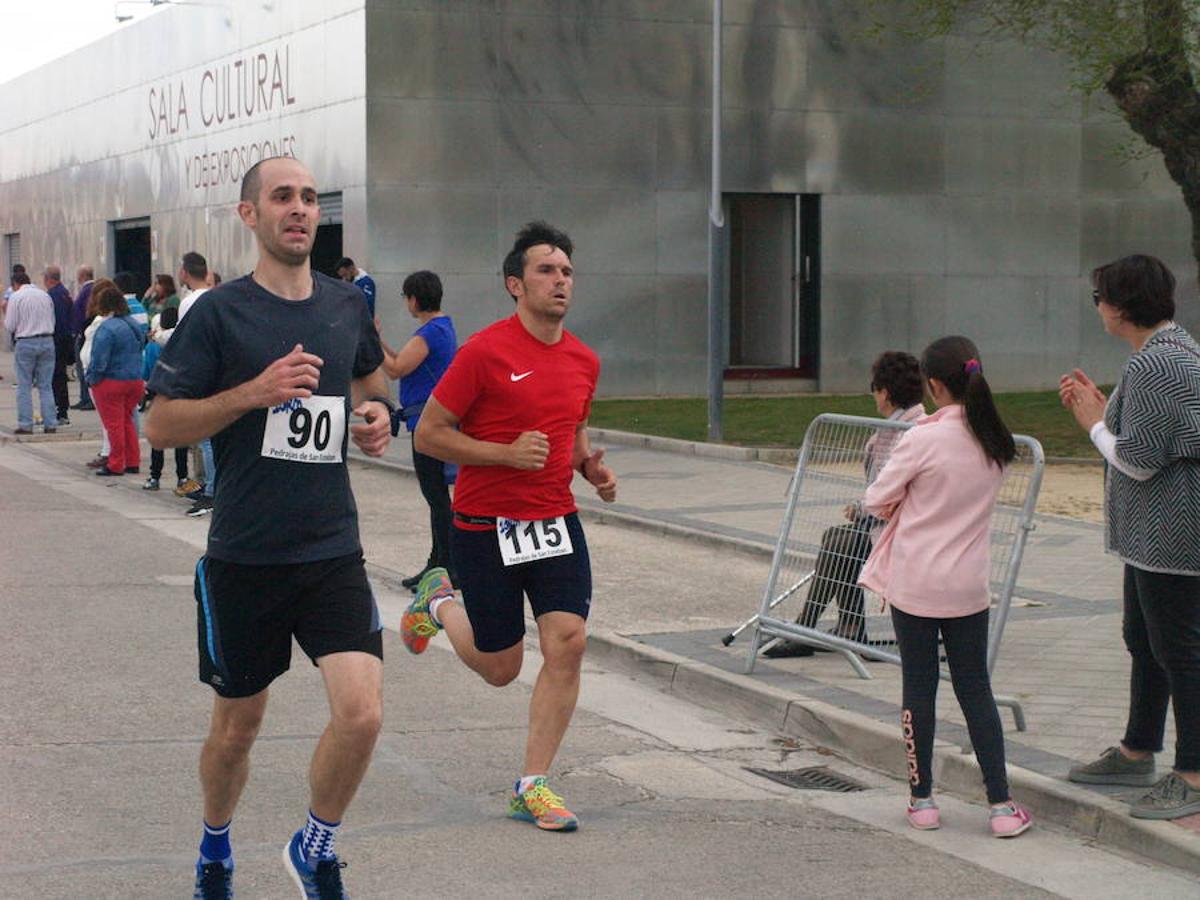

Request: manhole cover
left=744, top=765, right=867, bottom=793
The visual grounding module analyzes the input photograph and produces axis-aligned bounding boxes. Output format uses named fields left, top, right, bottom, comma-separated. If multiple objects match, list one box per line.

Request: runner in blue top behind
left=379, top=269, right=458, bottom=590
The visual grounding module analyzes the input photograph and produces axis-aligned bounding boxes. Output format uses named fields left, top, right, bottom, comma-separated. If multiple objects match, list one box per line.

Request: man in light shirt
left=154, top=252, right=209, bottom=347
left=4, top=270, right=59, bottom=434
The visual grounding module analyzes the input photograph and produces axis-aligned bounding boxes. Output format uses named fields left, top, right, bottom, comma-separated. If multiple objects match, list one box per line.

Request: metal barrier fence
left=731, top=413, right=1044, bottom=730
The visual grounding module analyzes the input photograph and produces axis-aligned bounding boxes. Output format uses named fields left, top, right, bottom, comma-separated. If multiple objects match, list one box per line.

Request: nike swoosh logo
left=510, top=371, right=533, bottom=382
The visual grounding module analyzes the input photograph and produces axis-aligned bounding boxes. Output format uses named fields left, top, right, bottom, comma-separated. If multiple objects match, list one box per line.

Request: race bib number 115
left=261, top=396, right=346, bottom=464
left=497, top=516, right=574, bottom=566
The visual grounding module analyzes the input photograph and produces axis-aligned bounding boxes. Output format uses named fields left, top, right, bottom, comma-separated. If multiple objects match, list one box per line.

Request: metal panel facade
left=0, top=0, right=367, bottom=295
left=1, top=0, right=1196, bottom=396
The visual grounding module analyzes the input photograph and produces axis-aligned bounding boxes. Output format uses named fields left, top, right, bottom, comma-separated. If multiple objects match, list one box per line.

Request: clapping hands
left=1059, top=369, right=1107, bottom=431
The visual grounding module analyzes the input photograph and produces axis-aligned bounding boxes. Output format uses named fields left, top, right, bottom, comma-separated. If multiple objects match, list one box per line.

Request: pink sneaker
left=989, top=801, right=1032, bottom=838
left=906, top=797, right=940, bottom=830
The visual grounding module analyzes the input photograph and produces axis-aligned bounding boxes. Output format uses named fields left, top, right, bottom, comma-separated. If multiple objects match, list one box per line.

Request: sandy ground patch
left=1036, top=463, right=1105, bottom=523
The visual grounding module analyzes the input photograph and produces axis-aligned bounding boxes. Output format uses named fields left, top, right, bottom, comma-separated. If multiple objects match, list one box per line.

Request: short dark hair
left=160, top=306, right=179, bottom=330
left=1092, top=254, right=1176, bottom=328
left=240, top=158, right=267, bottom=203
left=501, top=221, right=573, bottom=299
left=180, top=252, right=208, bottom=281
left=403, top=270, right=443, bottom=312
left=870, top=351, right=923, bottom=409
left=336, top=257, right=355, bottom=271
left=11, top=271, right=30, bottom=286
left=11, top=264, right=25, bottom=275
left=113, top=271, right=135, bottom=294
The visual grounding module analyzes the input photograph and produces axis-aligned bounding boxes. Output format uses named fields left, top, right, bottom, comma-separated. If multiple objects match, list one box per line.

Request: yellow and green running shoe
left=400, top=567, right=453, bottom=655
left=507, top=777, right=579, bottom=832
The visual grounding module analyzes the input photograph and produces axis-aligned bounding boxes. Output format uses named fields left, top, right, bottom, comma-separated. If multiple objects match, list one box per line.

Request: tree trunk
left=1106, top=0, right=1200, bottom=283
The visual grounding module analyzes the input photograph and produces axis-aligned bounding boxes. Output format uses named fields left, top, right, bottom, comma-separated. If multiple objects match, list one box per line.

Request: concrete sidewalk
left=3, top=344, right=1197, bottom=875
left=360, top=421, right=1198, bottom=871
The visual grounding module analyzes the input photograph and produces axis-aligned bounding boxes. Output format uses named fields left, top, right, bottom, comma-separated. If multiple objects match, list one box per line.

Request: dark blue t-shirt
left=147, top=273, right=384, bottom=564
left=399, top=315, right=457, bottom=431
left=354, top=273, right=376, bottom=317
left=49, top=283, right=73, bottom=338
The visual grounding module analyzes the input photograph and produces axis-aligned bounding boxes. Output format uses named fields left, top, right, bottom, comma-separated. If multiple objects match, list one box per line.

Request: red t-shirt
left=432, top=314, right=600, bottom=522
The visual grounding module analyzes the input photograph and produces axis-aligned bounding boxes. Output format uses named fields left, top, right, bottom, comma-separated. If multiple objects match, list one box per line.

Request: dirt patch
left=1036, top=464, right=1105, bottom=524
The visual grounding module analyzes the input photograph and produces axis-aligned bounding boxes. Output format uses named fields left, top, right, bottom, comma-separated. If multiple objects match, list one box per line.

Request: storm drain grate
left=744, top=766, right=867, bottom=793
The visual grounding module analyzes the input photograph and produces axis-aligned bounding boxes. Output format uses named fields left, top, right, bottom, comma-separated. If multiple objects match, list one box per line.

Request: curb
left=347, top=450, right=778, bottom=561
left=588, top=427, right=798, bottom=467
left=0, top=428, right=104, bottom=445
left=590, top=426, right=1104, bottom=468
left=585, top=629, right=1200, bottom=877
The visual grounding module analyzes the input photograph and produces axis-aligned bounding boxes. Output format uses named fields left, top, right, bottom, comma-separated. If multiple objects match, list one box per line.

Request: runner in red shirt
left=402, top=221, right=617, bottom=832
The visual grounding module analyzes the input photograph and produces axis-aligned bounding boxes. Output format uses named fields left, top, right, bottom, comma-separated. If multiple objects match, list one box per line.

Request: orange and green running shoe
left=507, top=777, right=579, bottom=832
left=400, top=567, right=452, bottom=654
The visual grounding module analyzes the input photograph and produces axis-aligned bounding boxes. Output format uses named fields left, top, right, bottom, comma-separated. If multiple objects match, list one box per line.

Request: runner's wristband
left=367, top=395, right=397, bottom=415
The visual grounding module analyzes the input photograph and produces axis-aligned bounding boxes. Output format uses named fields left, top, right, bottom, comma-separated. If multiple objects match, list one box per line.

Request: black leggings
left=412, top=437, right=453, bottom=573
left=891, top=606, right=1010, bottom=804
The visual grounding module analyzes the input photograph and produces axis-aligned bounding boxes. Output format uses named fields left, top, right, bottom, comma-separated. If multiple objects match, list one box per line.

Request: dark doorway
left=312, top=223, right=343, bottom=278
left=797, top=194, right=821, bottom=377
left=726, top=193, right=820, bottom=380
left=111, top=218, right=151, bottom=298
left=311, top=191, right=344, bottom=278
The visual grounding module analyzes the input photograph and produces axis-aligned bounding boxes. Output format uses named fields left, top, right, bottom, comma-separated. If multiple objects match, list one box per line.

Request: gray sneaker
left=1068, top=746, right=1157, bottom=786
left=1130, top=773, right=1200, bottom=820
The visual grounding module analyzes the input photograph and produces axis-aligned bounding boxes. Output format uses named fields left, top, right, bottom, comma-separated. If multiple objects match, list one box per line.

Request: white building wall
left=0, top=0, right=368, bottom=290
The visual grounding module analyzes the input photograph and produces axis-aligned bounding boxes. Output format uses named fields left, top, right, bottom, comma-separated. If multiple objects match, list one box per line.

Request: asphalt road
left=2, top=440, right=1197, bottom=898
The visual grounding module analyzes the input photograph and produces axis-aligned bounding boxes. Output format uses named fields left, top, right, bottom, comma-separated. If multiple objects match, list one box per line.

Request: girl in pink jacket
left=859, top=336, right=1032, bottom=838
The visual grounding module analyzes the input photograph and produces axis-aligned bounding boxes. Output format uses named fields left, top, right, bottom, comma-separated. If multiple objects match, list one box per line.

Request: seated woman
left=765, top=350, right=925, bottom=658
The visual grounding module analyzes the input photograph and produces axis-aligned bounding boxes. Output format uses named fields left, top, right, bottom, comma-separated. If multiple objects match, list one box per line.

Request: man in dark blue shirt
left=335, top=256, right=376, bottom=317
left=43, top=266, right=75, bottom=424
left=147, top=156, right=393, bottom=900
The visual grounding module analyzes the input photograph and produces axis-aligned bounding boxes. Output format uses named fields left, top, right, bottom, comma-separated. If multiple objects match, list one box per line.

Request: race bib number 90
left=261, top=396, right=346, bottom=464
left=497, top=516, right=574, bottom=566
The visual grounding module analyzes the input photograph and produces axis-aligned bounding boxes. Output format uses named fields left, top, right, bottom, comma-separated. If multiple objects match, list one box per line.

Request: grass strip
left=589, top=390, right=1102, bottom=459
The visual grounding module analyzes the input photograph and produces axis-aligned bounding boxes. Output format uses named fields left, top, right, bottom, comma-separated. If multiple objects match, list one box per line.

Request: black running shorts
left=194, top=551, right=383, bottom=697
left=449, top=512, right=592, bottom=653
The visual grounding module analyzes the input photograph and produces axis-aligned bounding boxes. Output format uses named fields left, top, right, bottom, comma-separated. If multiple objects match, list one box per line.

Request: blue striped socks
left=199, top=819, right=232, bottom=867
left=300, top=810, right=341, bottom=861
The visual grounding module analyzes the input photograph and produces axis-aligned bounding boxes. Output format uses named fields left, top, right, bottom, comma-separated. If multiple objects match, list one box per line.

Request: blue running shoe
left=193, top=860, right=233, bottom=899
left=283, top=829, right=349, bottom=899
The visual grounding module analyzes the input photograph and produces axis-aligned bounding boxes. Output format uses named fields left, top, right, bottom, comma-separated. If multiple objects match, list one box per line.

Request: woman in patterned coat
left=1060, top=254, right=1200, bottom=820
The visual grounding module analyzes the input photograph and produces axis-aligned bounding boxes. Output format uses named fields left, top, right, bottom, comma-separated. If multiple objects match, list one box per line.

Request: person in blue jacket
left=86, top=282, right=146, bottom=477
